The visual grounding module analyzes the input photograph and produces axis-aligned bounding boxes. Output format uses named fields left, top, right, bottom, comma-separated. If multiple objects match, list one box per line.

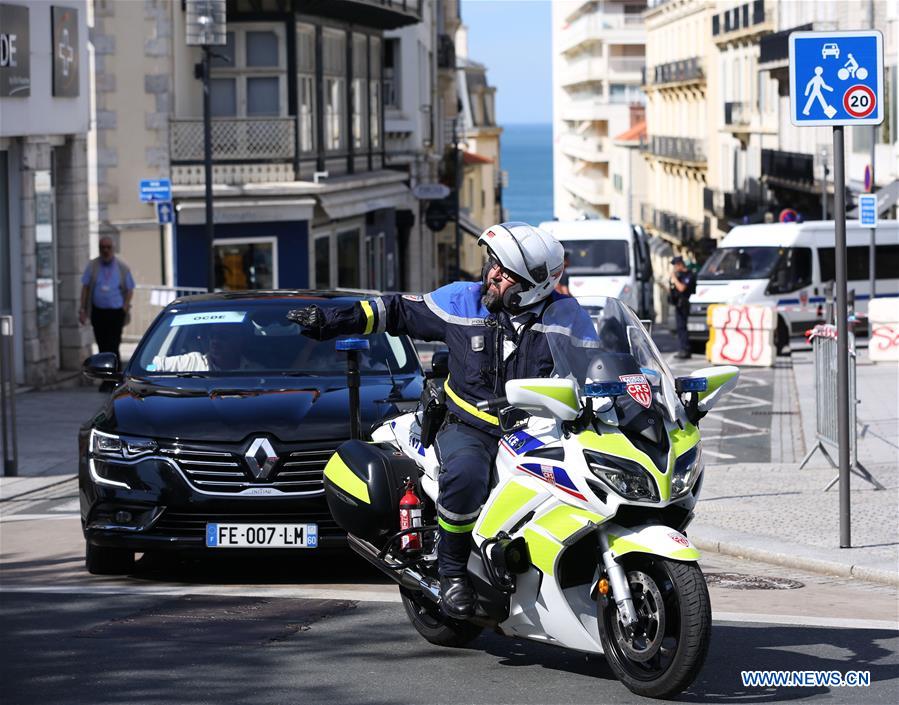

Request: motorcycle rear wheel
left=399, top=587, right=482, bottom=648
left=598, top=557, right=711, bottom=699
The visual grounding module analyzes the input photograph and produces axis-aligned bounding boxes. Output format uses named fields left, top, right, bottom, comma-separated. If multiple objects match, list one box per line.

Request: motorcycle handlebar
left=476, top=396, right=507, bottom=412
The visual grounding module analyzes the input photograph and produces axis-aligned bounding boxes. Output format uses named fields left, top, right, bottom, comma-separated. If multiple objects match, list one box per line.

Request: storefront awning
left=317, top=181, right=413, bottom=220
left=846, top=179, right=899, bottom=217
left=176, top=197, right=316, bottom=225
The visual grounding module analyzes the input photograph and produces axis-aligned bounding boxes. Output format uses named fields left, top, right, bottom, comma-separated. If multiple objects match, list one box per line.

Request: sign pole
left=832, top=125, right=851, bottom=548
left=868, top=148, right=876, bottom=300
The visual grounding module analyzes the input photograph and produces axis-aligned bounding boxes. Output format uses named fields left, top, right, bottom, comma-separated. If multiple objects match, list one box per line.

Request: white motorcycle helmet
left=477, top=222, right=565, bottom=311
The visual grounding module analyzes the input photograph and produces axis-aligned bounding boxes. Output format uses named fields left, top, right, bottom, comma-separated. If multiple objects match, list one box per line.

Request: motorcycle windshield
left=542, top=297, right=680, bottom=423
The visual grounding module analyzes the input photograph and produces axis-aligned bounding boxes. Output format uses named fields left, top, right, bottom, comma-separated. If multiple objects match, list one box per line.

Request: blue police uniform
left=315, top=282, right=574, bottom=576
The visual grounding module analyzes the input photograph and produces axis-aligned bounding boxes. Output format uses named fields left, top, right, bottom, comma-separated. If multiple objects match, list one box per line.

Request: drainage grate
left=750, top=410, right=799, bottom=416
left=705, top=572, right=804, bottom=590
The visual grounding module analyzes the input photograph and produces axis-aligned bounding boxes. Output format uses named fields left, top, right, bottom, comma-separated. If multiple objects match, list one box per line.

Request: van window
left=698, top=247, right=782, bottom=280
left=562, top=240, right=629, bottom=276
left=818, top=245, right=899, bottom=282
left=767, top=248, right=812, bottom=294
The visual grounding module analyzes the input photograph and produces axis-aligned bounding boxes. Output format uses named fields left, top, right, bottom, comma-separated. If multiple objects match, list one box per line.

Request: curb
left=0, top=475, right=77, bottom=503
left=692, top=529, right=899, bottom=588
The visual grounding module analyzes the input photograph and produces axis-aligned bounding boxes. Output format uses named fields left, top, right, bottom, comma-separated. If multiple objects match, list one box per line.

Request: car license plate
left=205, top=523, right=318, bottom=548
left=687, top=322, right=707, bottom=332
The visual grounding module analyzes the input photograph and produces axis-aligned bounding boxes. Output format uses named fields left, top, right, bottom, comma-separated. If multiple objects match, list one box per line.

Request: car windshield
left=561, top=240, right=630, bottom=276
left=698, top=246, right=784, bottom=280
left=542, top=297, right=680, bottom=422
left=131, top=300, right=420, bottom=377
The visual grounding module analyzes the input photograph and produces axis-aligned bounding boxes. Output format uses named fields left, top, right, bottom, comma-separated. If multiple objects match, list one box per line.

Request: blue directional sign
left=139, top=178, right=172, bottom=203
left=156, top=201, right=174, bottom=225
left=789, top=30, right=883, bottom=127
left=858, top=194, right=877, bottom=227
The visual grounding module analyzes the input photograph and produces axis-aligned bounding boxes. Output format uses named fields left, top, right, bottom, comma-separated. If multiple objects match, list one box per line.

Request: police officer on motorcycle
left=289, top=222, right=579, bottom=619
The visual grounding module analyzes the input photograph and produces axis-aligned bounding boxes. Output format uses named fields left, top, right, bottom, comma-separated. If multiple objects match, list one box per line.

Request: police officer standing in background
left=669, top=255, right=696, bottom=359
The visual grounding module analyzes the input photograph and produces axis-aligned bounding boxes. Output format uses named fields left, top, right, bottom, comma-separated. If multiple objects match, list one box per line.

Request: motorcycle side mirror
left=82, top=353, right=122, bottom=382
left=680, top=366, right=740, bottom=418
left=505, top=378, right=581, bottom=421
left=427, top=350, right=449, bottom=379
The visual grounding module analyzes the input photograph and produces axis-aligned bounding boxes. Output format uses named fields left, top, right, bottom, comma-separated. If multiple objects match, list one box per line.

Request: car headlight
left=671, top=445, right=703, bottom=498
left=89, top=429, right=157, bottom=459
left=584, top=450, right=659, bottom=502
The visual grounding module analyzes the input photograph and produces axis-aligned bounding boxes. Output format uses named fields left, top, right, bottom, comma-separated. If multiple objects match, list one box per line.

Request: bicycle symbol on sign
left=837, top=53, right=869, bottom=81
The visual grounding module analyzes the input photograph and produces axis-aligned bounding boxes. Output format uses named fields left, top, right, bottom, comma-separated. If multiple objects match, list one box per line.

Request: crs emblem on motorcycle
left=619, top=374, right=652, bottom=409
left=541, top=465, right=556, bottom=484
left=668, top=531, right=690, bottom=547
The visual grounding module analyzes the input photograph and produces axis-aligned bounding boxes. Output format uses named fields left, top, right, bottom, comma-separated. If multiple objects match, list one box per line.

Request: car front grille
left=690, top=303, right=710, bottom=317
left=158, top=443, right=338, bottom=495
left=151, top=509, right=342, bottom=539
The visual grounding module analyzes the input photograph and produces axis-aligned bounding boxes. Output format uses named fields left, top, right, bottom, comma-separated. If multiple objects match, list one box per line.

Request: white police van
left=688, top=220, right=899, bottom=350
left=539, top=218, right=654, bottom=319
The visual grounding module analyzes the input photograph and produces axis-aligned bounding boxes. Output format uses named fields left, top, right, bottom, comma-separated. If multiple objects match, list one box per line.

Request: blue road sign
left=139, top=178, right=172, bottom=203
left=156, top=201, right=174, bottom=225
left=789, top=30, right=883, bottom=127
left=858, top=194, right=877, bottom=227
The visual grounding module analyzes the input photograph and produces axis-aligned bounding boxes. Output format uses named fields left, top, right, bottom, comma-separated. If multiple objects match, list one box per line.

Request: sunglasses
left=487, top=257, right=523, bottom=284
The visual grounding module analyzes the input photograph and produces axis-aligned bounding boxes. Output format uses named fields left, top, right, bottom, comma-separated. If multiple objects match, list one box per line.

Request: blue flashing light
left=584, top=381, right=627, bottom=398
left=336, top=337, right=370, bottom=351
left=676, top=377, right=708, bottom=393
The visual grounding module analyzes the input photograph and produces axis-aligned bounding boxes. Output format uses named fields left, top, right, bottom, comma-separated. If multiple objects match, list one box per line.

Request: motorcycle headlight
left=584, top=450, right=658, bottom=502
left=671, top=445, right=703, bottom=498
left=89, top=429, right=157, bottom=459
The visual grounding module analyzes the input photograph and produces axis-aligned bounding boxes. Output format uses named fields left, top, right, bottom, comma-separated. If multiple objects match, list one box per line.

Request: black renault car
left=79, top=291, right=424, bottom=574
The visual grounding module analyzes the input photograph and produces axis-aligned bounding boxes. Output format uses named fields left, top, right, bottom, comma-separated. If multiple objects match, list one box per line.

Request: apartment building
left=552, top=0, right=647, bottom=220
left=1, top=1, right=91, bottom=385
left=91, top=0, right=423, bottom=297
left=641, top=0, right=714, bottom=259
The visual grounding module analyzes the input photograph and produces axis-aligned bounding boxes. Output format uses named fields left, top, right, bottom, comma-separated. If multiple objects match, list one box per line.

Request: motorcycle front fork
left=598, top=530, right=639, bottom=630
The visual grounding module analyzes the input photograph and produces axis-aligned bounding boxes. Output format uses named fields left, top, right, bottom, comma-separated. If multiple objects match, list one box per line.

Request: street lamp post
left=186, top=0, right=226, bottom=293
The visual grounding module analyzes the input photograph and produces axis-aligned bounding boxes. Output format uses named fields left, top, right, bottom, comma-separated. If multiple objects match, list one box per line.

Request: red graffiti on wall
left=714, top=306, right=772, bottom=364
left=871, top=325, right=899, bottom=351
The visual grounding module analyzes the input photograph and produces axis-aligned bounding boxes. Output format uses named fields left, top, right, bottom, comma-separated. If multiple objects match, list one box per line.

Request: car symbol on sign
left=821, top=43, right=840, bottom=59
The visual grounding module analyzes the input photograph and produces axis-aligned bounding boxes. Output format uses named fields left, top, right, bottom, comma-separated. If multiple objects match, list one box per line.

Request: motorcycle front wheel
left=598, top=557, right=711, bottom=699
left=399, top=587, right=483, bottom=648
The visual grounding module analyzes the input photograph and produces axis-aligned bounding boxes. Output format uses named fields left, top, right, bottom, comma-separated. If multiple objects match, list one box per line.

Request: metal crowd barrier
left=1, top=315, right=18, bottom=476
left=799, top=323, right=883, bottom=491
left=123, top=285, right=207, bottom=342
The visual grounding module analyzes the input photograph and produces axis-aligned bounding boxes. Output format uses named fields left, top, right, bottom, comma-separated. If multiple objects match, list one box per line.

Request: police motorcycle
left=322, top=296, right=739, bottom=699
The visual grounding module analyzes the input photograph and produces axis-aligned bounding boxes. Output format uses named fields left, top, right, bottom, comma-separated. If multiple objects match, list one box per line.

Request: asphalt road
left=2, top=481, right=897, bottom=705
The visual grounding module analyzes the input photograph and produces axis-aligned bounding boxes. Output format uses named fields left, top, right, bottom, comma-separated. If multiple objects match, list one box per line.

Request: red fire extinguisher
left=399, top=479, right=422, bottom=552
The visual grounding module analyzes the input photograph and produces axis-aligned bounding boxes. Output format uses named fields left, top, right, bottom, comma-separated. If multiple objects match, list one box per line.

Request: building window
left=208, top=25, right=286, bottom=118
left=337, top=229, right=361, bottom=287
left=323, top=29, right=346, bottom=152
left=370, top=36, right=381, bottom=149
left=352, top=33, right=368, bottom=150
left=313, top=235, right=331, bottom=287
left=384, top=38, right=400, bottom=109
left=214, top=237, right=277, bottom=290
left=296, top=23, right=316, bottom=154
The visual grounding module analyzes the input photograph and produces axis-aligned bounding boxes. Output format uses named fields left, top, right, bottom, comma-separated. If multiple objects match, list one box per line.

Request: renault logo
left=245, top=438, right=278, bottom=480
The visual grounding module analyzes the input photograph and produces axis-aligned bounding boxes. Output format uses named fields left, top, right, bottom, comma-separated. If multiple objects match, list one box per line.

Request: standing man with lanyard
left=79, top=236, right=135, bottom=389
left=669, top=255, right=696, bottom=359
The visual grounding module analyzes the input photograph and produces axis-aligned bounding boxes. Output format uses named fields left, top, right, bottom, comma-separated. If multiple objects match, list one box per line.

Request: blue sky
left=461, top=0, right=552, bottom=125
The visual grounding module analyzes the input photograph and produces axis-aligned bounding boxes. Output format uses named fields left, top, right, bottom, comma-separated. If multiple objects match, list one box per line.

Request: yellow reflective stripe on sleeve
left=477, top=480, right=539, bottom=539
left=524, top=528, right=562, bottom=577
left=323, top=453, right=370, bottom=504
left=444, top=376, right=499, bottom=425
left=360, top=300, right=375, bottom=335
left=533, top=505, right=603, bottom=542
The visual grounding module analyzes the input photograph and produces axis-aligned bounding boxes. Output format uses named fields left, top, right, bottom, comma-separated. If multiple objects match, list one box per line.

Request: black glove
left=287, top=305, right=324, bottom=332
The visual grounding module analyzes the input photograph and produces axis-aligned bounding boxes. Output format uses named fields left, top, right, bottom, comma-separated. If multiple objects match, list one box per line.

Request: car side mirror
left=428, top=350, right=449, bottom=379
left=82, top=353, right=123, bottom=382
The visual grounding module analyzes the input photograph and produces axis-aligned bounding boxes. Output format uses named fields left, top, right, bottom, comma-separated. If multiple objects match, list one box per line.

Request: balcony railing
left=647, top=57, right=704, bottom=86
left=759, top=23, right=812, bottom=65
left=170, top=117, right=296, bottom=164
left=560, top=133, right=608, bottom=162
left=648, top=135, right=706, bottom=164
left=724, top=101, right=752, bottom=127
left=437, top=33, right=455, bottom=69
left=562, top=175, right=610, bottom=204
left=643, top=204, right=700, bottom=243
left=608, top=56, right=646, bottom=74
left=761, top=148, right=814, bottom=183
left=559, top=11, right=646, bottom=52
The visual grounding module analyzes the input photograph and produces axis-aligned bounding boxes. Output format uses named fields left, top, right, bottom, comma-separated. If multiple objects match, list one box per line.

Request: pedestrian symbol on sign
left=802, top=67, right=836, bottom=118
